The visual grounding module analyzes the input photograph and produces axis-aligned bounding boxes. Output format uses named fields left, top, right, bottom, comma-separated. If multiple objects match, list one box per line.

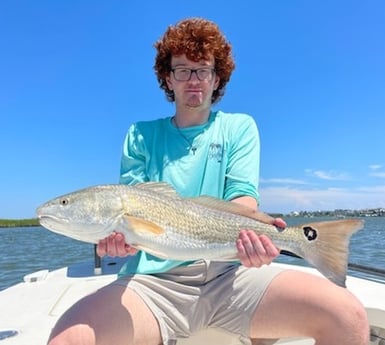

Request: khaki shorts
left=113, top=260, right=283, bottom=345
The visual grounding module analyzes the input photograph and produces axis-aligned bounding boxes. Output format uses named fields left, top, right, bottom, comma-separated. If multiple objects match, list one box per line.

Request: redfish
left=37, top=182, right=363, bottom=287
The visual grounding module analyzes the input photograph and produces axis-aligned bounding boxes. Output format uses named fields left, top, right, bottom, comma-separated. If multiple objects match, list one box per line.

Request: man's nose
left=189, top=70, right=200, bottom=82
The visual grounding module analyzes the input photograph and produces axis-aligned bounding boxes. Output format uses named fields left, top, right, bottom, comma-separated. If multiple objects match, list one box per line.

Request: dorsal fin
left=134, top=182, right=181, bottom=199
left=188, top=196, right=276, bottom=224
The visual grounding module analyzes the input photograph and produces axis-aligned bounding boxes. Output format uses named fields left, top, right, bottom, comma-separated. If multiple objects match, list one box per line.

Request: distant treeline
left=0, top=218, right=40, bottom=227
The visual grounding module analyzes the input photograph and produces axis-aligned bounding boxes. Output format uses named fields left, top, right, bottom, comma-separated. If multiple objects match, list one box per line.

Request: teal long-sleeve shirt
left=118, top=110, right=261, bottom=276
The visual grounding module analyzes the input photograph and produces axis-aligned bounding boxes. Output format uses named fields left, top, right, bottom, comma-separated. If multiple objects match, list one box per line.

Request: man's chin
left=185, top=95, right=203, bottom=108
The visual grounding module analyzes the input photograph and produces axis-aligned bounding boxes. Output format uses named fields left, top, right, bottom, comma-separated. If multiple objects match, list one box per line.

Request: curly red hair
left=154, top=18, right=235, bottom=104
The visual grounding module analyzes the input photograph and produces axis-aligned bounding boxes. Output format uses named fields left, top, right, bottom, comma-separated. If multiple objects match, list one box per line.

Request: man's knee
left=320, top=290, right=369, bottom=344
left=344, top=295, right=369, bottom=343
left=47, top=323, right=94, bottom=345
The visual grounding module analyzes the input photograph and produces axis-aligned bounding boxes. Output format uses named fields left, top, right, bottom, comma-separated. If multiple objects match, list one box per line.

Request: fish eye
left=59, top=198, right=69, bottom=206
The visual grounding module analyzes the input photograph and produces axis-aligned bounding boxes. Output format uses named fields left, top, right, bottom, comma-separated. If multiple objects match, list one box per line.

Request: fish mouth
left=37, top=214, right=60, bottom=222
left=37, top=214, right=68, bottom=230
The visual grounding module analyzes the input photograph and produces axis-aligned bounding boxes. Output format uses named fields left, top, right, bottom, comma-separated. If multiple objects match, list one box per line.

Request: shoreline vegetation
left=0, top=218, right=40, bottom=228
left=1, top=207, right=384, bottom=228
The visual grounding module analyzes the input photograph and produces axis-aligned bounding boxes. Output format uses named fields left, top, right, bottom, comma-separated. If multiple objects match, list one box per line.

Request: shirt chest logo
left=208, top=143, right=223, bottom=163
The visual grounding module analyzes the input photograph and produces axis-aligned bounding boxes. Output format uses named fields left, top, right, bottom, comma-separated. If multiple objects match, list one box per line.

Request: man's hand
left=236, top=231, right=280, bottom=267
left=96, top=232, right=138, bottom=257
left=236, top=217, right=286, bottom=268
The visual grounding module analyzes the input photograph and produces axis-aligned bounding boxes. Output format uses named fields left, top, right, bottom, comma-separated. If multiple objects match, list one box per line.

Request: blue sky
left=1, top=1, right=384, bottom=218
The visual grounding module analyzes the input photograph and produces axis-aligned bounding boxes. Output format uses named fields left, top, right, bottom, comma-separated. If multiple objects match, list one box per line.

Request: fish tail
left=294, top=219, right=363, bottom=287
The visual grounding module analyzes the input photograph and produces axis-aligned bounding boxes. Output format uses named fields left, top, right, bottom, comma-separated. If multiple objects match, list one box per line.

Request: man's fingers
left=236, top=237, right=252, bottom=267
left=259, top=234, right=280, bottom=258
left=237, top=231, right=279, bottom=267
left=115, top=233, right=130, bottom=257
left=274, top=217, right=286, bottom=229
left=96, top=238, right=108, bottom=257
left=96, top=232, right=136, bottom=258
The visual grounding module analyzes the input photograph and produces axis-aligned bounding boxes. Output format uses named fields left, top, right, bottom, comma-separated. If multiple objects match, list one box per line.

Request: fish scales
left=122, top=187, right=310, bottom=250
left=121, top=187, right=245, bottom=243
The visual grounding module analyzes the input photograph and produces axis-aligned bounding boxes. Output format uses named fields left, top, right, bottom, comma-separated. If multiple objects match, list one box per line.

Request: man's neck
left=173, top=108, right=211, bottom=128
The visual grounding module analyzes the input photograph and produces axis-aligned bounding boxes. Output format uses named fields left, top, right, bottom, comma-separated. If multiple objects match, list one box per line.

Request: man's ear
left=166, top=75, right=173, bottom=91
left=214, top=74, right=220, bottom=90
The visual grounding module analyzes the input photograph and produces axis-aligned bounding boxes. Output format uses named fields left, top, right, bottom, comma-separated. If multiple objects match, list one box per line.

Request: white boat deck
left=1, top=258, right=384, bottom=344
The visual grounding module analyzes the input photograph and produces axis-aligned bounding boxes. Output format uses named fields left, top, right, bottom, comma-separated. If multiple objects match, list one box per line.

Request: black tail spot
left=303, top=226, right=317, bottom=241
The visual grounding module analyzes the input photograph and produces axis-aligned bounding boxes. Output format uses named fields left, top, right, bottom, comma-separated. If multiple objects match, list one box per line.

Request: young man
left=48, top=18, right=369, bottom=345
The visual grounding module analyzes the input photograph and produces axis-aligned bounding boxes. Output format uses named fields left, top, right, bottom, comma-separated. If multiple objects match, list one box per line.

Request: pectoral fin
left=123, top=215, right=165, bottom=235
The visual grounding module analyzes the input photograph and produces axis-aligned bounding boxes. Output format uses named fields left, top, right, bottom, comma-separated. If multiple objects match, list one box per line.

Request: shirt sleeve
left=119, top=123, right=149, bottom=185
left=223, top=114, right=260, bottom=203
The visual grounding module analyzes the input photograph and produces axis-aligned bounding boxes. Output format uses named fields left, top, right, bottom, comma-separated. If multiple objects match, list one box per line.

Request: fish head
left=36, top=185, right=124, bottom=243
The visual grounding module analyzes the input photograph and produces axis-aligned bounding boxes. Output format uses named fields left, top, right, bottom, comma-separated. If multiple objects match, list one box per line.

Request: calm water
left=0, top=217, right=384, bottom=291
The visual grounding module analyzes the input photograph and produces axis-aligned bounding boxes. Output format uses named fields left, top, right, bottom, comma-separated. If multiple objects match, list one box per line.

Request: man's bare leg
left=47, top=284, right=162, bottom=345
left=249, top=270, right=369, bottom=345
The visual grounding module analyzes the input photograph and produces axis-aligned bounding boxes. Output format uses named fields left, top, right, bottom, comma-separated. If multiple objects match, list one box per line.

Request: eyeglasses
left=171, top=67, right=216, bottom=81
